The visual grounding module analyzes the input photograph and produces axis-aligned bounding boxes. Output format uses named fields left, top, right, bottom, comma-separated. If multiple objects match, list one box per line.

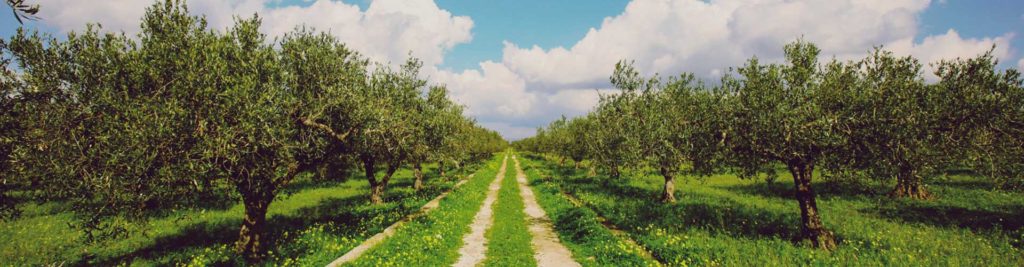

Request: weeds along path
left=452, top=154, right=509, bottom=267
left=513, top=155, right=581, bottom=267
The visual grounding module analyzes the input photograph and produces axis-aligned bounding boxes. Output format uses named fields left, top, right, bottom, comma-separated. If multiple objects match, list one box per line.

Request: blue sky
left=2, top=0, right=1023, bottom=139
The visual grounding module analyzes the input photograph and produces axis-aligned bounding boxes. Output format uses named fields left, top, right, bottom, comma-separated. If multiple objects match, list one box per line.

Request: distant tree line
left=513, top=40, right=1023, bottom=250
left=0, top=0, right=506, bottom=261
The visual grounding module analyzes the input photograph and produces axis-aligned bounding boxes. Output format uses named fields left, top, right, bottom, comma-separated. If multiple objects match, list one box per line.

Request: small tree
left=409, top=85, right=463, bottom=189
left=934, top=51, right=1024, bottom=190
left=589, top=69, right=642, bottom=179
left=354, top=58, right=426, bottom=204
left=613, top=61, right=725, bottom=203
left=839, top=49, right=945, bottom=199
left=724, top=40, right=842, bottom=249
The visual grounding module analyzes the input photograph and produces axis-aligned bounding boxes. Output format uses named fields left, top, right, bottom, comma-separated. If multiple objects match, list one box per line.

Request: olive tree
left=724, top=40, right=842, bottom=249
left=613, top=61, right=726, bottom=203
left=279, top=27, right=369, bottom=184
left=0, top=40, right=22, bottom=219
left=836, top=49, right=949, bottom=199
left=588, top=69, right=642, bottom=179
left=354, top=58, right=426, bottom=204
left=409, top=85, right=463, bottom=189
left=6, top=2, right=225, bottom=242
left=933, top=51, right=1024, bottom=190
left=4, top=1, right=362, bottom=260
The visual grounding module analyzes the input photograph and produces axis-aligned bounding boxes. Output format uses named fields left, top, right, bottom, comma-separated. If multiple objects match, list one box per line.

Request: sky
left=2, top=0, right=1023, bottom=140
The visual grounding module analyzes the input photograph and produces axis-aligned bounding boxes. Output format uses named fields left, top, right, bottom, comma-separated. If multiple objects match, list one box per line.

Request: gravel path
left=513, top=156, right=581, bottom=267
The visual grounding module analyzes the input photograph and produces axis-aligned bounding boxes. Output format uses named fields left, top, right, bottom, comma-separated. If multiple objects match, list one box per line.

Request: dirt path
left=327, top=174, right=475, bottom=267
left=513, top=156, right=581, bottom=267
left=452, top=154, right=508, bottom=267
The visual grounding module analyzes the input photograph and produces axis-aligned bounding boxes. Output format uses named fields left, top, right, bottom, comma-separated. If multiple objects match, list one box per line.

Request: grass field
left=0, top=162, right=480, bottom=266
left=520, top=153, right=1024, bottom=266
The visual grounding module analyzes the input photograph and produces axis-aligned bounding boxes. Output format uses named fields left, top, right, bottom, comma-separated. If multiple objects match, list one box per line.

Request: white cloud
left=33, top=0, right=472, bottom=67
left=886, top=29, right=1012, bottom=79
left=1017, top=57, right=1024, bottom=71
left=447, top=0, right=1015, bottom=139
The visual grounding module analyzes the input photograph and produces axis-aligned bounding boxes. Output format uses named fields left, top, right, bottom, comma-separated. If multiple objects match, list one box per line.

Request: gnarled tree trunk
left=236, top=190, right=273, bottom=261
left=890, top=167, right=930, bottom=199
left=365, top=160, right=400, bottom=204
left=413, top=162, right=424, bottom=190
left=787, top=160, right=836, bottom=250
left=363, top=157, right=386, bottom=204
left=660, top=166, right=676, bottom=203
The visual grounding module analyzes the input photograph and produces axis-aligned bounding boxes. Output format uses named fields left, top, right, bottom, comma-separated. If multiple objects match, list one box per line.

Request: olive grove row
left=513, top=40, right=1024, bottom=249
left=0, top=1, right=505, bottom=260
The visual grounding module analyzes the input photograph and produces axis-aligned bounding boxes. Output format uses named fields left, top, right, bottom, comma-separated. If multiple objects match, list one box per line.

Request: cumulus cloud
left=1018, top=57, right=1024, bottom=71
left=447, top=0, right=1015, bottom=139
left=33, top=0, right=472, bottom=67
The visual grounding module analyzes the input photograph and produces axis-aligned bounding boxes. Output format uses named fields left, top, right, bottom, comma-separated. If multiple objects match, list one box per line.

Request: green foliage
left=931, top=51, right=1024, bottom=190
left=0, top=0, right=503, bottom=261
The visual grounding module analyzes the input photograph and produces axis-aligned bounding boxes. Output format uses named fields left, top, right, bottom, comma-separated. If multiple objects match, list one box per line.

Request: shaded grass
left=0, top=162, right=480, bottom=266
left=525, top=153, right=1024, bottom=266
left=345, top=153, right=507, bottom=266
left=483, top=154, right=535, bottom=267
left=518, top=155, right=658, bottom=267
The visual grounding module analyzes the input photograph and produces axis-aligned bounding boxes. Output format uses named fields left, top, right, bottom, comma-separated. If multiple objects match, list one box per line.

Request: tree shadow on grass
left=87, top=179, right=450, bottom=266
left=524, top=158, right=837, bottom=244
left=719, top=180, right=887, bottom=202
left=562, top=176, right=807, bottom=241
left=863, top=201, right=1024, bottom=233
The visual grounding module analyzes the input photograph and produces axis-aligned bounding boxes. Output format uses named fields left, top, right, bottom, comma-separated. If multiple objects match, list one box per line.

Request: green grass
left=0, top=163, right=478, bottom=266
left=522, top=153, right=1024, bottom=266
left=518, top=155, right=660, bottom=267
left=346, top=153, right=507, bottom=266
left=482, top=153, right=535, bottom=267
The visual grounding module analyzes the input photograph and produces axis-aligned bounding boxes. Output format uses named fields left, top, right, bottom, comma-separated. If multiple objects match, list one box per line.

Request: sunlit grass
left=523, top=153, right=1024, bottom=266
left=482, top=153, right=535, bottom=267
left=346, top=153, right=506, bottom=266
left=0, top=162, right=477, bottom=266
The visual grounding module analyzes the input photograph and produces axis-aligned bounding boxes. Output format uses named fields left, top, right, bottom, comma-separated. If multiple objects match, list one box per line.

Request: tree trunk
left=438, top=160, right=446, bottom=178
left=660, top=166, right=676, bottom=203
left=787, top=161, right=836, bottom=250
left=363, top=157, right=386, bottom=205
left=236, top=192, right=272, bottom=261
left=587, top=165, right=597, bottom=177
left=609, top=163, right=620, bottom=179
left=890, top=167, right=930, bottom=199
left=413, top=162, right=424, bottom=190
left=559, top=157, right=565, bottom=167
left=574, top=161, right=581, bottom=170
